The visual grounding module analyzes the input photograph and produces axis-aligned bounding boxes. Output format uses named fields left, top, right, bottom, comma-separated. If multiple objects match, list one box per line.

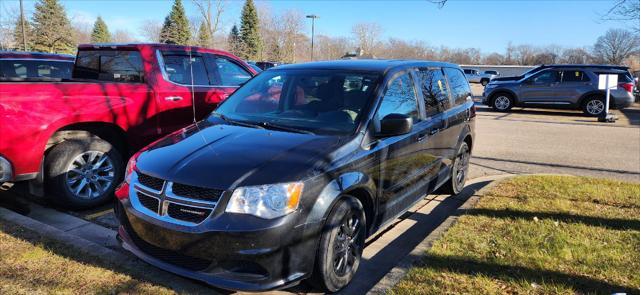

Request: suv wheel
left=44, top=137, right=123, bottom=209
left=311, top=196, right=366, bottom=292
left=437, top=141, right=470, bottom=195
left=491, top=94, right=513, bottom=111
left=582, top=96, right=606, bottom=116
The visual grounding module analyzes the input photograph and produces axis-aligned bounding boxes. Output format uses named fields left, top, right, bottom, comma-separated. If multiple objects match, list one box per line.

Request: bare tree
left=560, top=48, right=591, bottom=64
left=351, top=22, right=382, bottom=56
left=112, top=29, right=136, bottom=43
left=139, top=20, right=163, bottom=43
left=601, top=0, right=640, bottom=32
left=482, top=52, right=505, bottom=65
left=192, top=0, right=226, bottom=46
left=592, top=28, right=639, bottom=64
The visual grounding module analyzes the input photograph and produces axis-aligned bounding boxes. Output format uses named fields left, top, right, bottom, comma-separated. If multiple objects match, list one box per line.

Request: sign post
left=597, top=74, right=618, bottom=123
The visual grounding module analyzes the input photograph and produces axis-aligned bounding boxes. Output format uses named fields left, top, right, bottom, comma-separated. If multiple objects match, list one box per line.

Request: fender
left=305, top=171, right=376, bottom=229
left=577, top=90, right=606, bottom=107
left=486, top=88, right=519, bottom=104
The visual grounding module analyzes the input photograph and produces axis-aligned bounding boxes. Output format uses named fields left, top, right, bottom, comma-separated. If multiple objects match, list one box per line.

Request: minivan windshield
left=212, top=70, right=380, bottom=135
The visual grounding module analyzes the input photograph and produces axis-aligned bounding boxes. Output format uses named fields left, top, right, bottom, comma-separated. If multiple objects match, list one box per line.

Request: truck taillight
left=619, top=82, right=634, bottom=93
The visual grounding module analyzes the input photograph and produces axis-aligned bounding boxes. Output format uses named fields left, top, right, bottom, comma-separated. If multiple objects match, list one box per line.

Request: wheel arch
left=578, top=90, right=606, bottom=108
left=46, top=122, right=129, bottom=157
left=489, top=89, right=518, bottom=105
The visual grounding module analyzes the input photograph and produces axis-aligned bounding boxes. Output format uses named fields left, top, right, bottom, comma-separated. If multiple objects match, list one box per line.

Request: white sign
left=598, top=74, right=618, bottom=90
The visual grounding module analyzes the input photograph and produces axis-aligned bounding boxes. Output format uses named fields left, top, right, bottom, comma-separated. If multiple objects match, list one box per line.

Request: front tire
left=311, top=196, right=366, bottom=292
left=437, top=141, right=470, bottom=196
left=491, top=93, right=514, bottom=112
left=582, top=96, right=606, bottom=116
left=44, top=137, right=123, bottom=209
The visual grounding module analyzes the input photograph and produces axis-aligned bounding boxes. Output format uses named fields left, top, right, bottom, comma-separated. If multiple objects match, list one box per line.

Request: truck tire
left=44, top=137, right=123, bottom=209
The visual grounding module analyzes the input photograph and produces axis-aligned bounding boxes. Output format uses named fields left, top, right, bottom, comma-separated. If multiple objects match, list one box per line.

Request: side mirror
left=377, top=113, right=413, bottom=137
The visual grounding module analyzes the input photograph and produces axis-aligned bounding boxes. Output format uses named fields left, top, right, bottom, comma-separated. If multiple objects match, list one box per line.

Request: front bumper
left=115, top=197, right=321, bottom=291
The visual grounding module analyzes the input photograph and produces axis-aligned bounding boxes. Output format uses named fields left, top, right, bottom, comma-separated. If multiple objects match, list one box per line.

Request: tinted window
left=210, top=57, right=251, bottom=86
left=74, top=50, right=144, bottom=82
left=161, top=53, right=209, bottom=85
left=0, top=60, right=72, bottom=79
left=377, top=72, right=419, bottom=122
left=416, top=68, right=449, bottom=117
left=443, top=67, right=471, bottom=105
left=562, top=70, right=590, bottom=82
left=531, top=70, right=561, bottom=84
left=214, top=70, right=379, bottom=135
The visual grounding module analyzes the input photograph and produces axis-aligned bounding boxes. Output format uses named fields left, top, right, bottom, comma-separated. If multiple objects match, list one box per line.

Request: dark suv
left=114, top=60, right=475, bottom=292
left=482, top=65, right=636, bottom=116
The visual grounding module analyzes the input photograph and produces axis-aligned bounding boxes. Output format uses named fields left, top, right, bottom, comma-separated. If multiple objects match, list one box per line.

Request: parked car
left=0, top=51, right=74, bottom=80
left=482, top=65, right=635, bottom=116
left=114, top=60, right=476, bottom=292
left=246, top=61, right=263, bottom=73
left=483, top=70, right=500, bottom=80
left=255, top=61, right=280, bottom=70
left=463, top=68, right=491, bottom=86
left=0, top=43, right=256, bottom=208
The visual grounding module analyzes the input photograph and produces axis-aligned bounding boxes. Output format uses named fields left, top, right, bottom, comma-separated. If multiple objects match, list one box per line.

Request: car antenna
left=189, top=48, right=197, bottom=124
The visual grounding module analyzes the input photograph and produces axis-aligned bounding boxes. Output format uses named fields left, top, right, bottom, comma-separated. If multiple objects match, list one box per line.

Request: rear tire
left=44, top=137, right=123, bottom=209
left=491, top=93, right=514, bottom=112
left=437, top=141, right=470, bottom=196
left=582, top=96, right=606, bottom=117
left=310, top=196, right=366, bottom=292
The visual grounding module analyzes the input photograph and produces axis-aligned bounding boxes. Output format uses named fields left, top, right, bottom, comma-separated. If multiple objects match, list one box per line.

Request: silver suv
left=482, top=65, right=636, bottom=116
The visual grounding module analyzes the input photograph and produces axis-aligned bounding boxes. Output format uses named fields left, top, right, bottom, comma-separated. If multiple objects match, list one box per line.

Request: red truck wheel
left=44, top=137, right=123, bottom=209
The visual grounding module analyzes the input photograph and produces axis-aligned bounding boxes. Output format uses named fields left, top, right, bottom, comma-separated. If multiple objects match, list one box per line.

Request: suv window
left=209, top=57, right=251, bottom=86
left=562, top=70, right=590, bottom=82
left=594, top=71, right=633, bottom=83
left=443, top=67, right=471, bottom=105
left=377, top=73, right=419, bottom=123
left=160, top=52, right=209, bottom=85
left=74, top=50, right=144, bottom=82
left=531, top=70, right=561, bottom=84
left=416, top=68, right=450, bottom=117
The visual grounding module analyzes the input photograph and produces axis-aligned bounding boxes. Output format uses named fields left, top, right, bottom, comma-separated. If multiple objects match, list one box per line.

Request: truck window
left=0, top=60, right=72, bottom=79
left=74, top=50, right=144, bottom=83
left=443, top=67, right=471, bottom=106
left=209, top=57, right=252, bottom=87
left=160, top=53, right=209, bottom=86
left=416, top=68, right=449, bottom=117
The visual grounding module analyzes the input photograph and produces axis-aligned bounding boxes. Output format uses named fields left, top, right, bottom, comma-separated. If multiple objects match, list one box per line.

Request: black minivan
left=114, top=60, right=475, bottom=292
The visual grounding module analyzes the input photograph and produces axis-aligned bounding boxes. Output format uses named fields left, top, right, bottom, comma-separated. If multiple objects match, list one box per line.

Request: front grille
left=138, top=173, right=165, bottom=191
left=138, top=192, right=160, bottom=213
left=172, top=183, right=223, bottom=202
left=122, top=218, right=213, bottom=271
left=167, top=203, right=212, bottom=224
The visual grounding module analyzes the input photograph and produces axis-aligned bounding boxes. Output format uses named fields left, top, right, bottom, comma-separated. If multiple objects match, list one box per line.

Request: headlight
left=226, top=182, right=304, bottom=219
left=124, top=156, right=137, bottom=184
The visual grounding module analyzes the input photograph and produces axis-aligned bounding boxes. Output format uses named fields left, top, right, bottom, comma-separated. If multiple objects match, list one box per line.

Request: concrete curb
left=0, top=207, right=214, bottom=294
left=367, top=174, right=512, bottom=294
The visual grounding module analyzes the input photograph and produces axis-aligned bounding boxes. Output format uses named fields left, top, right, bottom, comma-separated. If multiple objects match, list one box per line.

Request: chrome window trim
left=0, top=58, right=74, bottom=62
left=155, top=49, right=242, bottom=88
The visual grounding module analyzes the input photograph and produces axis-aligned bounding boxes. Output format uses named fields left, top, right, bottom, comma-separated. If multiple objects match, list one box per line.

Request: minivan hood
left=135, top=119, right=347, bottom=190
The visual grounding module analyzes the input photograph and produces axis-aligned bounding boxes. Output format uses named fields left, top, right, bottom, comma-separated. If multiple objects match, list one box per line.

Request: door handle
left=164, top=96, right=183, bottom=101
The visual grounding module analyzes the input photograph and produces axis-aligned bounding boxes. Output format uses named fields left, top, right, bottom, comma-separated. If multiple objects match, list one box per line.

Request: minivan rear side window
left=443, top=67, right=471, bottom=106
left=74, top=50, right=144, bottom=83
left=561, top=70, right=590, bottom=82
left=416, top=68, right=450, bottom=117
left=377, top=72, right=420, bottom=123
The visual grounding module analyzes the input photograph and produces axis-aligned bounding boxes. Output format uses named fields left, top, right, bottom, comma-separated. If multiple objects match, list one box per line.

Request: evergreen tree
left=91, top=16, right=111, bottom=43
left=197, top=21, right=212, bottom=47
left=239, top=0, right=261, bottom=60
left=228, top=24, right=242, bottom=57
left=159, top=0, right=191, bottom=45
left=31, top=0, right=74, bottom=53
left=13, top=15, right=33, bottom=51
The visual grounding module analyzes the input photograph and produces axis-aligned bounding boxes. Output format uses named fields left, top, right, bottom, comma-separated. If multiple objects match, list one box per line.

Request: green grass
left=0, top=220, right=179, bottom=294
left=392, top=175, right=640, bottom=295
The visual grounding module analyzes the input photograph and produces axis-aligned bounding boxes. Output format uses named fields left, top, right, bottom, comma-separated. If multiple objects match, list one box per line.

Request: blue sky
left=1, top=0, right=630, bottom=53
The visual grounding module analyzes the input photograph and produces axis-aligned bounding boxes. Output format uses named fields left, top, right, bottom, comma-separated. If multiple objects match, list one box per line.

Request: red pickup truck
left=0, top=43, right=256, bottom=208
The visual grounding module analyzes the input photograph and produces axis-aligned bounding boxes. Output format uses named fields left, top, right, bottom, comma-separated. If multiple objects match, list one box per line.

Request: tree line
left=1, top=0, right=639, bottom=69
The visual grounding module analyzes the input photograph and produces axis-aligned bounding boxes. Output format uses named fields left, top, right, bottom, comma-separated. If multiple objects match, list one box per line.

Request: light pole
left=306, top=14, right=319, bottom=61
left=19, top=0, right=27, bottom=51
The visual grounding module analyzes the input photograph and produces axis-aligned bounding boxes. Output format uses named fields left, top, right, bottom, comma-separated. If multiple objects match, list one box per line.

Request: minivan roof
left=275, top=59, right=459, bottom=74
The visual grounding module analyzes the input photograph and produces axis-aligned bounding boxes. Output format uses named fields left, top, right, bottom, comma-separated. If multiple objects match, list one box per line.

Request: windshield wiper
left=259, top=122, right=315, bottom=135
left=216, top=114, right=265, bottom=130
